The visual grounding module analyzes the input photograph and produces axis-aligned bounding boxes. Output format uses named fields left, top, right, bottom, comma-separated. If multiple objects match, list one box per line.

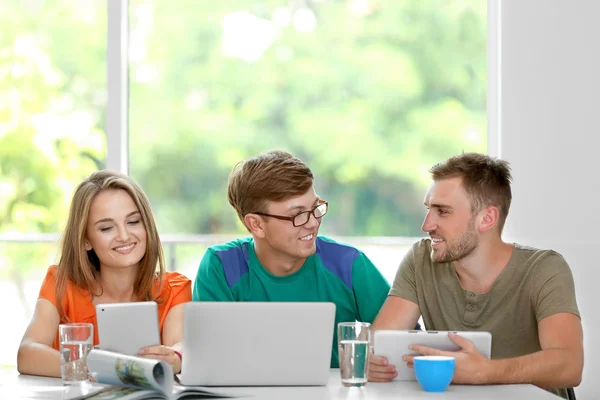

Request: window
left=0, top=0, right=107, bottom=366
left=128, top=0, right=486, bottom=282
left=0, top=0, right=486, bottom=366
left=129, top=0, right=486, bottom=238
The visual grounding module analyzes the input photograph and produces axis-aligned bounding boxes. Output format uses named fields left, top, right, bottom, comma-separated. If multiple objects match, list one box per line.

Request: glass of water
left=59, top=323, right=94, bottom=386
left=338, top=321, right=371, bottom=387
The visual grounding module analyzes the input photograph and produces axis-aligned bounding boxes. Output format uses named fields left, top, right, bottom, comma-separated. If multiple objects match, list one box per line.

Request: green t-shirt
left=391, top=239, right=580, bottom=399
left=192, top=236, right=390, bottom=367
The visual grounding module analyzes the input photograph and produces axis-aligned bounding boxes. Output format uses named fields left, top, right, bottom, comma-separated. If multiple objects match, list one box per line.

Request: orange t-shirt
left=38, top=265, right=192, bottom=350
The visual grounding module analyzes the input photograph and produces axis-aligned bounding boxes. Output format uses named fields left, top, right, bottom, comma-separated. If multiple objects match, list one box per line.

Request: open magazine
left=63, top=349, right=233, bottom=400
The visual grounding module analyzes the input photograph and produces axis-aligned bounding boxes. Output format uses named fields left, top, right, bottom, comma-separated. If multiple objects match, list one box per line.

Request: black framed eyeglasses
left=251, top=200, right=328, bottom=227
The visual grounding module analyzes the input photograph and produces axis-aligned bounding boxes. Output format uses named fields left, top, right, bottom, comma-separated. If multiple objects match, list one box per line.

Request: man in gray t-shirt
left=369, top=153, right=583, bottom=399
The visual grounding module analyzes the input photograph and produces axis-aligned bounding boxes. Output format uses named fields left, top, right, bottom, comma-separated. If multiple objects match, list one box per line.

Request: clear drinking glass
left=338, top=321, right=371, bottom=387
left=59, top=323, right=94, bottom=385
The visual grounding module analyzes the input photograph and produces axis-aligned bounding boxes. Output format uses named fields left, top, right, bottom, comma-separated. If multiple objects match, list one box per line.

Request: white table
left=0, top=368, right=560, bottom=399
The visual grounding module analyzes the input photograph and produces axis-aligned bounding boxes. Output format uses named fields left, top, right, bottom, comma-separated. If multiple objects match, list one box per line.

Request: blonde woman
left=17, top=170, right=191, bottom=377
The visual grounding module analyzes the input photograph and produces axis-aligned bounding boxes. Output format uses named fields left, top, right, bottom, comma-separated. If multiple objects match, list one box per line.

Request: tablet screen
left=96, top=301, right=161, bottom=355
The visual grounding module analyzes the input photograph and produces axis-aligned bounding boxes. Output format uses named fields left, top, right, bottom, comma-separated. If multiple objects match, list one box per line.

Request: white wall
left=490, top=1, right=600, bottom=398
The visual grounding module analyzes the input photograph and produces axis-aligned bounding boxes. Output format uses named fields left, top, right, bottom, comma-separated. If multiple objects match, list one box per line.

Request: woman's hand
left=138, top=345, right=182, bottom=374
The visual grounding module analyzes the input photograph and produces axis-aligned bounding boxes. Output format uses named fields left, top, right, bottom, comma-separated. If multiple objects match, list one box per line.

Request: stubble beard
left=431, top=219, right=479, bottom=263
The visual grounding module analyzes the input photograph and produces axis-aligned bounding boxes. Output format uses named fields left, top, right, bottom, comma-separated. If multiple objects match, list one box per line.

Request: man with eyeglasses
left=192, top=150, right=392, bottom=367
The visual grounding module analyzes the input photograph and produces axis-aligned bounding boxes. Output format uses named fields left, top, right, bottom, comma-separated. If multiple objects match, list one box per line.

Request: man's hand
left=368, top=354, right=398, bottom=382
left=404, top=332, right=491, bottom=384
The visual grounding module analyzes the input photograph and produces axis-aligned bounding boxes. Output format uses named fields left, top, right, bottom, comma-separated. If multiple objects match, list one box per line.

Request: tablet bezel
left=373, top=330, right=492, bottom=381
left=95, top=301, right=161, bottom=356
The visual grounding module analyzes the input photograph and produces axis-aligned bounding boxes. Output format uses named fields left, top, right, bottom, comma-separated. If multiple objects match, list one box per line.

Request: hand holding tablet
left=373, top=330, right=492, bottom=381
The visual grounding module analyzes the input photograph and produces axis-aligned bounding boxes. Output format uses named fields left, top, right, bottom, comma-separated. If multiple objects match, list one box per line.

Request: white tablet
left=374, top=330, right=492, bottom=381
left=96, top=301, right=161, bottom=356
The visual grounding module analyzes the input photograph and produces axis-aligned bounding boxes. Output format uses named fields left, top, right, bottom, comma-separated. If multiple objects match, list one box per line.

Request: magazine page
left=86, top=349, right=173, bottom=395
left=76, top=387, right=165, bottom=400
left=78, top=386, right=234, bottom=400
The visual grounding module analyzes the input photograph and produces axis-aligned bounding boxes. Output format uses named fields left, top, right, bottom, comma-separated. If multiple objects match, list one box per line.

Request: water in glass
left=339, top=339, right=369, bottom=386
left=60, top=340, right=93, bottom=385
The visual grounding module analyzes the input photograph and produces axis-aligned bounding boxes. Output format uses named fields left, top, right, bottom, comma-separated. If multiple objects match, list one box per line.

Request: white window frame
left=106, top=0, right=129, bottom=174
left=487, top=0, right=501, bottom=158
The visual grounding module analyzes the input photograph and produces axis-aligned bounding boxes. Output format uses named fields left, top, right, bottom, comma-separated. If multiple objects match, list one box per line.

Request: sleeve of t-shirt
left=352, top=251, right=391, bottom=323
left=531, top=251, right=580, bottom=322
left=165, top=272, right=192, bottom=306
left=38, top=265, right=60, bottom=307
left=192, top=249, right=235, bottom=301
left=389, top=242, right=418, bottom=304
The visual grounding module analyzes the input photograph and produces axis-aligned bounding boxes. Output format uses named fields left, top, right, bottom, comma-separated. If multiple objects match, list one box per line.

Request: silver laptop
left=180, top=302, right=336, bottom=386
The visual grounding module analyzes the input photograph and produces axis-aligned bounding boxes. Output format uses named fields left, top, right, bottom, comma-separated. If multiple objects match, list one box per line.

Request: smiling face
left=84, top=189, right=147, bottom=271
left=421, top=177, right=479, bottom=263
left=255, top=186, right=323, bottom=270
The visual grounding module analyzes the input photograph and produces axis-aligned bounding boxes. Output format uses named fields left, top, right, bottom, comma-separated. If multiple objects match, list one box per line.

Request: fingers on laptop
left=368, top=355, right=397, bottom=382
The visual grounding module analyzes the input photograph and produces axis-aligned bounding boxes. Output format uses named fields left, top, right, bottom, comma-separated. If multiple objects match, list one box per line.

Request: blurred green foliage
left=0, top=1, right=106, bottom=278
left=1, top=0, right=486, bottom=278
left=129, top=0, right=487, bottom=237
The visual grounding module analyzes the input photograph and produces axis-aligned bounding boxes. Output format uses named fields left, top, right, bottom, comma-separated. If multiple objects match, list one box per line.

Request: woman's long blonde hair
left=56, top=170, right=165, bottom=319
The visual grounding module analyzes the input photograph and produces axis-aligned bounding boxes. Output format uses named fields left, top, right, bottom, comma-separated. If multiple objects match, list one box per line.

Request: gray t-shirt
left=391, top=239, right=580, bottom=398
